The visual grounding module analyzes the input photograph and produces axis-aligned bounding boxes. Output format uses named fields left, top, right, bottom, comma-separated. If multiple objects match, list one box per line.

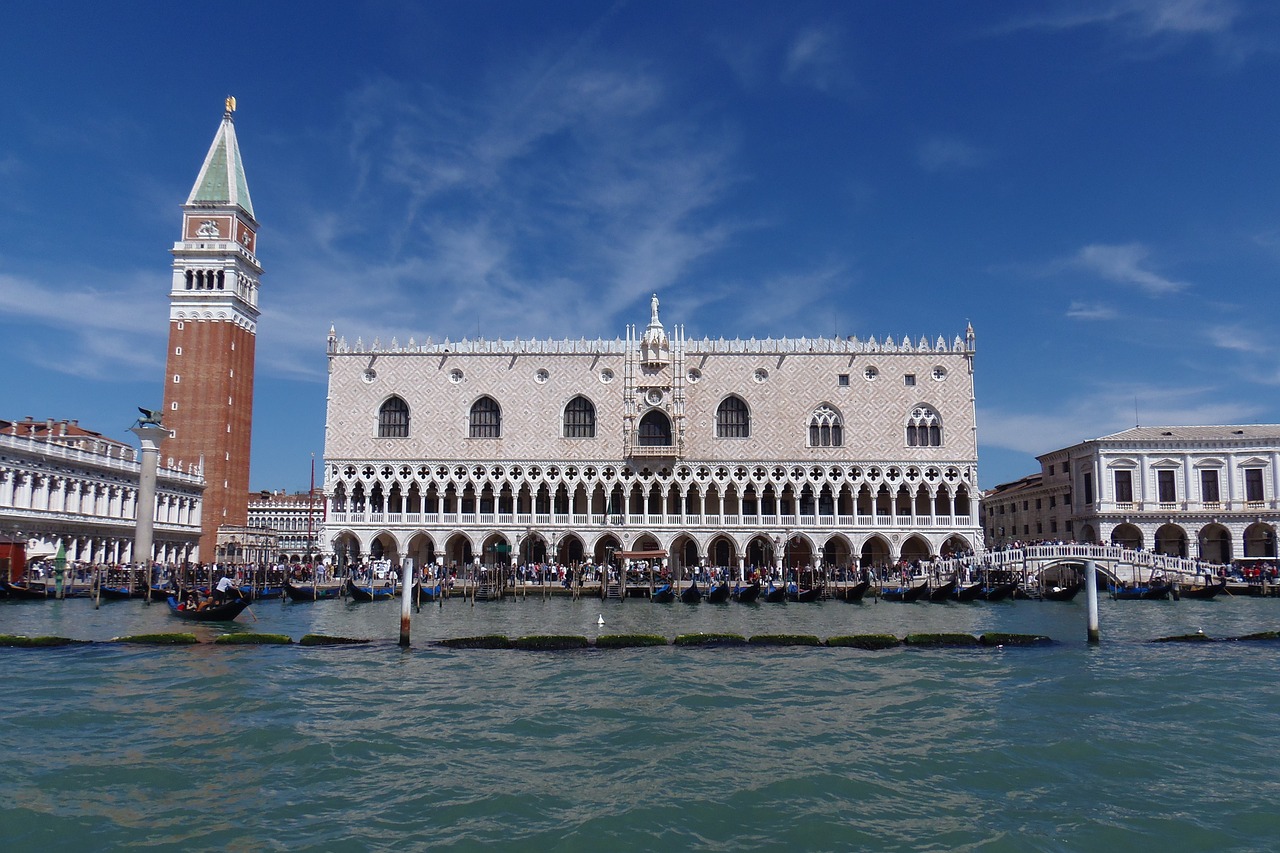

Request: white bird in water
left=598, top=614, right=605, bottom=626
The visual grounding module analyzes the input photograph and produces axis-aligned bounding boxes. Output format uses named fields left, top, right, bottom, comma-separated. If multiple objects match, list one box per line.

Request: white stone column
left=132, top=425, right=168, bottom=585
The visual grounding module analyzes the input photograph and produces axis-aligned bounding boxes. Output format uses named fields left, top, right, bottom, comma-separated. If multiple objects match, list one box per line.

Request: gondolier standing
left=214, top=575, right=240, bottom=603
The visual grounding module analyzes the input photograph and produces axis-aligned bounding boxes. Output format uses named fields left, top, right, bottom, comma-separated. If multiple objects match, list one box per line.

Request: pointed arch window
left=469, top=396, right=501, bottom=438
left=378, top=396, right=409, bottom=438
left=716, top=395, right=750, bottom=438
left=906, top=405, right=942, bottom=447
left=638, top=410, right=672, bottom=446
left=564, top=395, right=596, bottom=438
left=808, top=405, right=843, bottom=447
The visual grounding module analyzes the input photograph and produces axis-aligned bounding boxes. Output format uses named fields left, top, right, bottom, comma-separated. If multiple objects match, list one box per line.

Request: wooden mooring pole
left=1085, top=559, right=1100, bottom=644
left=399, top=557, right=413, bottom=647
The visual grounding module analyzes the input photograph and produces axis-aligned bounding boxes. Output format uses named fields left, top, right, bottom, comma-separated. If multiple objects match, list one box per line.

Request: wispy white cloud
left=1206, top=323, right=1269, bottom=354
left=1072, top=242, right=1187, bottom=295
left=917, top=136, right=989, bottom=172
left=1066, top=300, right=1118, bottom=320
left=783, top=25, right=852, bottom=92
left=0, top=271, right=167, bottom=379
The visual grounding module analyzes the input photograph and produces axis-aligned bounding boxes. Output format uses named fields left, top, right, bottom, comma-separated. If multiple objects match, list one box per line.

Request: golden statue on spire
left=225, top=95, right=237, bottom=114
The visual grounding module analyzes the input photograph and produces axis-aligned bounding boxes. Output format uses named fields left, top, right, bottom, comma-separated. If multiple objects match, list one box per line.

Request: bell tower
left=161, top=98, right=261, bottom=560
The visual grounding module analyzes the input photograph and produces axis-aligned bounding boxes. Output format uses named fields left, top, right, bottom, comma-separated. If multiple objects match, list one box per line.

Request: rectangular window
left=1157, top=470, right=1176, bottom=503
left=170, top=402, right=178, bottom=411
left=174, top=346, right=182, bottom=356
left=1022, top=500, right=1028, bottom=511
left=1049, top=496, right=1056, bottom=508
left=1050, top=519, right=1058, bottom=533
left=1023, top=525, right=1029, bottom=535
left=838, top=374, right=849, bottom=386
left=904, top=374, right=916, bottom=386
left=1114, top=470, right=1133, bottom=503
left=173, top=374, right=180, bottom=383
left=1245, top=468, right=1265, bottom=502
left=1035, top=498, right=1042, bottom=510
left=1048, top=464, right=1055, bottom=476
left=1201, top=470, right=1220, bottom=503
left=1066, top=520, right=1073, bottom=532
left=1083, top=474, right=1093, bottom=505
left=1036, top=523, right=1042, bottom=534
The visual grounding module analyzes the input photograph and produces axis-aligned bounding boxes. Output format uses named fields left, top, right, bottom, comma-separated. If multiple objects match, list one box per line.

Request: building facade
left=0, top=417, right=204, bottom=567
left=984, top=425, right=1280, bottom=563
left=322, top=299, right=982, bottom=575
left=161, top=99, right=262, bottom=559
left=246, top=489, right=325, bottom=562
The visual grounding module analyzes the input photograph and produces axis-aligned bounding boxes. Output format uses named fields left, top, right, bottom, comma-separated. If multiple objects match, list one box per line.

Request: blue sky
left=3, top=1, right=1279, bottom=493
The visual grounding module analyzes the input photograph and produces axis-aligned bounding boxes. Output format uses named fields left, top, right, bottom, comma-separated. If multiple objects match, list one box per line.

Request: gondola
left=650, top=583, right=675, bottom=603
left=1110, top=582, right=1171, bottom=601
left=954, top=581, right=985, bottom=602
left=344, top=578, right=396, bottom=602
left=285, top=580, right=344, bottom=601
left=250, top=585, right=285, bottom=601
left=731, top=581, right=761, bottom=603
left=1180, top=580, right=1226, bottom=600
left=787, top=583, right=821, bottom=603
left=166, top=594, right=251, bottom=621
left=762, top=582, right=787, bottom=603
left=705, top=581, right=731, bottom=603
left=1042, top=581, right=1084, bottom=601
left=680, top=580, right=703, bottom=604
left=879, top=581, right=930, bottom=602
left=978, top=582, right=1018, bottom=602
left=928, top=579, right=957, bottom=602
left=417, top=582, right=444, bottom=602
left=0, top=580, right=83, bottom=599
left=841, top=580, right=871, bottom=602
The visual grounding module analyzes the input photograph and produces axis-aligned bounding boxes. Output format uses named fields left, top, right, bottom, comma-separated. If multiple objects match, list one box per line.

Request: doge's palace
left=322, top=298, right=982, bottom=576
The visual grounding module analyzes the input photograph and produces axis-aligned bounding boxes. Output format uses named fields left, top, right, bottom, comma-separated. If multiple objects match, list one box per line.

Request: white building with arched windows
left=321, top=298, right=982, bottom=576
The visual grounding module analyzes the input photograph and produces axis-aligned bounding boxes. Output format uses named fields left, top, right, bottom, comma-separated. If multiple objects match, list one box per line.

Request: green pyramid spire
left=187, top=98, right=255, bottom=219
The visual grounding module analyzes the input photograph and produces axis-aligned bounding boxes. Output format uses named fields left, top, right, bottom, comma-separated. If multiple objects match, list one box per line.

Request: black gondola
left=787, top=583, right=821, bottom=603
left=285, top=580, right=344, bottom=601
left=841, top=580, right=871, bottom=602
left=731, top=581, right=761, bottom=603
left=680, top=580, right=702, bottom=604
left=762, top=582, right=787, bottom=603
left=166, top=594, right=251, bottom=621
left=954, top=582, right=984, bottom=602
left=344, top=578, right=395, bottom=602
left=928, top=579, right=956, bottom=602
left=1043, top=581, right=1084, bottom=601
left=705, top=582, right=731, bottom=603
left=879, top=581, right=930, bottom=602
left=1180, top=580, right=1226, bottom=600
left=1111, top=582, right=1172, bottom=601
left=651, top=583, right=675, bottom=603
left=978, top=582, right=1018, bottom=602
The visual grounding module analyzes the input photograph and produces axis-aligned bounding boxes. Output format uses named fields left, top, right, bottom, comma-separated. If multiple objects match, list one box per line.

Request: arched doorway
left=1154, top=524, right=1188, bottom=558
left=406, top=532, right=437, bottom=571
left=899, top=534, right=932, bottom=563
left=1110, top=523, right=1143, bottom=549
left=557, top=534, right=585, bottom=565
left=940, top=535, right=971, bottom=558
left=1198, top=523, right=1231, bottom=564
left=1243, top=523, right=1276, bottom=559
left=443, top=533, right=473, bottom=569
left=331, top=531, right=361, bottom=571
left=369, top=531, right=399, bottom=565
left=480, top=533, right=511, bottom=568
left=821, top=535, right=852, bottom=570
left=860, top=536, right=891, bottom=569
left=746, top=535, right=773, bottom=572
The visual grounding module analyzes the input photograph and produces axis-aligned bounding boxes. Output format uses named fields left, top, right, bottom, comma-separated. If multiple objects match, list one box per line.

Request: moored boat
left=705, top=581, right=730, bottom=603
left=680, top=580, right=702, bottom=604
left=731, top=581, right=761, bottom=603
left=954, top=581, right=984, bottom=602
left=344, top=578, right=395, bottom=602
left=928, top=579, right=956, bottom=602
left=651, top=583, right=675, bottom=603
left=1111, top=582, right=1172, bottom=601
left=978, top=581, right=1018, bottom=602
left=1043, top=581, right=1084, bottom=601
left=787, top=583, right=821, bottom=603
left=285, top=580, right=344, bottom=601
left=879, top=581, right=929, bottom=602
left=841, top=580, right=871, bottom=602
left=762, top=582, right=787, bottom=603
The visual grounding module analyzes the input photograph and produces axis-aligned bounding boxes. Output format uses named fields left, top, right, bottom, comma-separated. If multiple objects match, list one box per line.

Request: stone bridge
left=937, top=544, right=1225, bottom=587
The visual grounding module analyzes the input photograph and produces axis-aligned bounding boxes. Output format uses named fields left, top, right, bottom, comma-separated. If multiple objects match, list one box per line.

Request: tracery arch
left=906, top=405, right=942, bottom=447
left=808, top=404, right=843, bottom=447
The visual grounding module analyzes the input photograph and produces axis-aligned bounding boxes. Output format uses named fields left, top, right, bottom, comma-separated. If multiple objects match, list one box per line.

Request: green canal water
left=2, top=595, right=1278, bottom=851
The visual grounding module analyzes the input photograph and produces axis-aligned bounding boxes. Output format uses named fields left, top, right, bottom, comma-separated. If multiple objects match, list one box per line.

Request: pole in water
left=1085, top=559, right=1100, bottom=644
left=399, top=556, right=413, bottom=647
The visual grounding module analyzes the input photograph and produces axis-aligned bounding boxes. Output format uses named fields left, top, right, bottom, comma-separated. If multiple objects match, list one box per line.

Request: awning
left=619, top=550, right=668, bottom=559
